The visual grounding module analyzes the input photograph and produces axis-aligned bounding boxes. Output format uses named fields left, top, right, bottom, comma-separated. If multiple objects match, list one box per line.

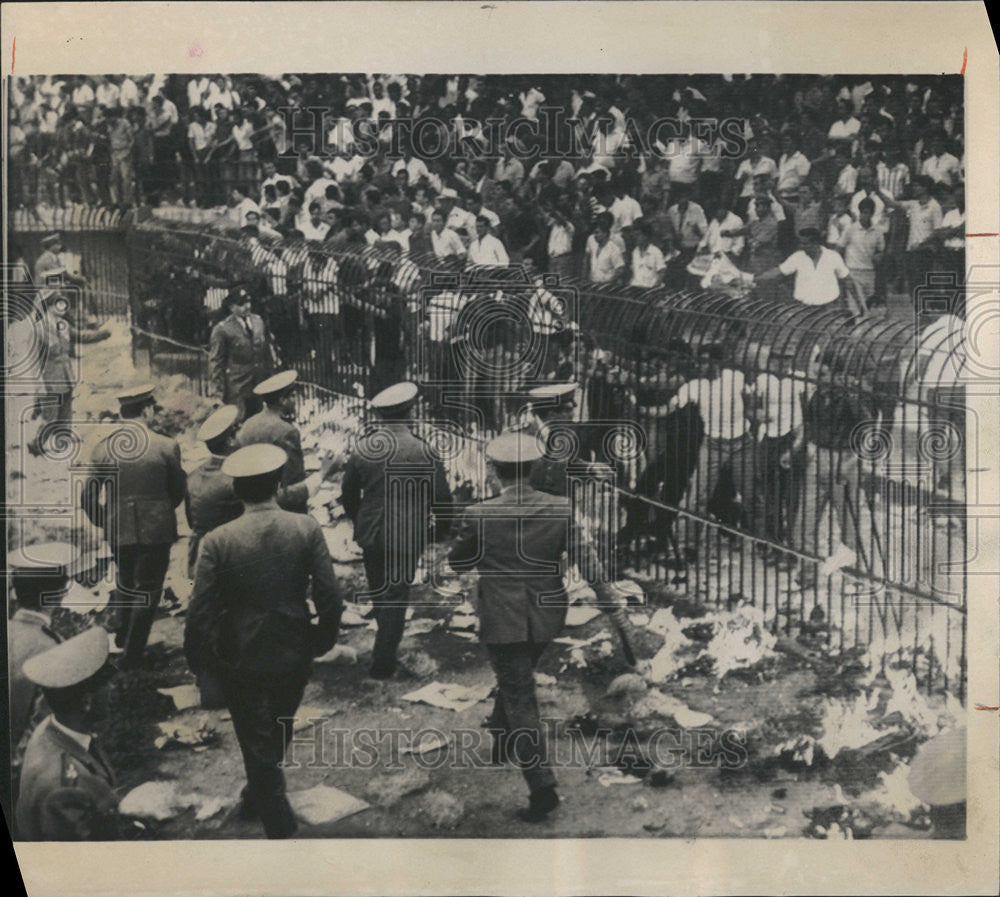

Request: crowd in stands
left=10, top=73, right=966, bottom=305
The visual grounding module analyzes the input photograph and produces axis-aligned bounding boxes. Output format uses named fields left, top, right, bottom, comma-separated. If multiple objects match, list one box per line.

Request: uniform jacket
left=40, top=312, right=75, bottom=392
left=185, top=500, right=344, bottom=680
left=208, top=312, right=272, bottom=403
left=83, top=422, right=186, bottom=547
left=449, top=484, right=606, bottom=644
left=341, top=421, right=453, bottom=552
left=235, top=406, right=308, bottom=513
left=184, top=454, right=243, bottom=576
left=15, top=717, right=119, bottom=841
left=9, top=610, right=60, bottom=751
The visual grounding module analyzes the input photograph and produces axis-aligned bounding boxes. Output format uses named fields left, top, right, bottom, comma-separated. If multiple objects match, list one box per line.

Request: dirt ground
left=7, top=322, right=948, bottom=841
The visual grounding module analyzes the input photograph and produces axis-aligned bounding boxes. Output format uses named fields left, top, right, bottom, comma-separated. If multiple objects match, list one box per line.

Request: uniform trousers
left=114, top=543, right=171, bottom=668
left=485, top=641, right=557, bottom=793
left=222, top=666, right=309, bottom=838
left=362, top=545, right=411, bottom=677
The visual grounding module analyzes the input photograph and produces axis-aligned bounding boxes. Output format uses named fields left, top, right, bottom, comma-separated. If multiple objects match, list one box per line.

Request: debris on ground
left=404, top=618, right=441, bottom=637
left=364, top=767, right=432, bottom=807
left=419, top=789, right=465, bottom=828
left=630, top=689, right=714, bottom=728
left=340, top=606, right=371, bottom=628
left=401, top=733, right=450, bottom=756
left=154, top=717, right=218, bottom=751
left=398, top=650, right=439, bottom=679
left=630, top=795, right=650, bottom=812
left=157, top=683, right=202, bottom=712
left=289, top=784, right=370, bottom=826
left=565, top=606, right=602, bottom=627
left=313, top=644, right=358, bottom=665
left=534, top=672, right=558, bottom=687
left=119, top=781, right=232, bottom=823
left=604, top=673, right=648, bottom=698
left=292, top=706, right=341, bottom=731
left=401, top=681, right=492, bottom=713
left=597, top=768, right=643, bottom=787
left=695, top=602, right=777, bottom=679
left=323, top=521, right=364, bottom=563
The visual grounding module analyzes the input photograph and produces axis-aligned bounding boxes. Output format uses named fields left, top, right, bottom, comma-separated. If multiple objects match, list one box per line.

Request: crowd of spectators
left=10, top=73, right=966, bottom=306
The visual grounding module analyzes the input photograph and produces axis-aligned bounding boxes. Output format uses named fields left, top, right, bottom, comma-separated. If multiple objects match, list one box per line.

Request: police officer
left=8, top=543, right=81, bottom=789
left=82, top=384, right=186, bottom=669
left=185, top=444, right=344, bottom=839
left=341, top=381, right=453, bottom=680
left=15, top=627, right=120, bottom=841
left=527, top=382, right=580, bottom=497
left=234, top=370, right=333, bottom=514
left=185, top=404, right=243, bottom=578
left=449, top=431, right=618, bottom=823
left=208, top=285, right=273, bottom=421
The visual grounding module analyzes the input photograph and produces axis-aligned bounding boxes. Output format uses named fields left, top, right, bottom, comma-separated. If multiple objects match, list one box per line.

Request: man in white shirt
left=584, top=215, right=626, bottom=284
left=756, top=228, right=861, bottom=313
left=392, top=154, right=430, bottom=185
left=666, top=343, right=753, bottom=554
left=827, top=101, right=861, bottom=144
left=119, top=76, right=140, bottom=108
left=466, top=217, right=510, bottom=268
left=297, top=201, right=331, bottom=241
left=776, top=132, right=811, bottom=198
left=629, top=222, right=666, bottom=289
left=698, top=205, right=745, bottom=257
left=609, top=186, right=644, bottom=236
left=838, top=198, right=884, bottom=305
left=438, top=188, right=477, bottom=242
left=666, top=195, right=708, bottom=255
left=735, top=142, right=778, bottom=200
left=94, top=77, right=119, bottom=109
left=921, top=133, right=961, bottom=187
left=429, top=210, right=466, bottom=261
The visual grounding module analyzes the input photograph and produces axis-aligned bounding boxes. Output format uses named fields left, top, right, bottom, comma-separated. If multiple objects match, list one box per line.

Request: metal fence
left=10, top=212, right=968, bottom=697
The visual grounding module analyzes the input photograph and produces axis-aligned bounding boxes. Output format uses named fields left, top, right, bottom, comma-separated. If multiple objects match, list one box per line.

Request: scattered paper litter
left=154, top=717, right=217, bottom=750
left=402, top=733, right=450, bottom=755
left=120, top=782, right=232, bottom=823
left=565, top=606, right=601, bottom=627
left=288, top=784, right=370, bottom=826
left=597, top=768, right=643, bottom=787
left=313, top=644, right=357, bottom=665
left=534, top=672, right=558, bottom=687
left=631, top=689, right=714, bottom=728
left=451, top=631, right=477, bottom=641
left=401, top=681, right=493, bottom=713
left=448, top=613, right=477, bottom=632
left=610, top=579, right=645, bottom=603
left=157, top=684, right=202, bottom=712
left=553, top=632, right=608, bottom=649
left=405, top=618, right=440, bottom=636
left=340, top=607, right=370, bottom=628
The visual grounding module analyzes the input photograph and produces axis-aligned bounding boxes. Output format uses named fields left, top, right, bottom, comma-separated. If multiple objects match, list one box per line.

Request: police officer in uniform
left=449, top=431, right=618, bottom=823
left=82, top=384, right=186, bottom=669
left=527, top=382, right=580, bottom=497
left=209, top=285, right=273, bottom=421
left=184, top=404, right=243, bottom=578
left=234, top=370, right=333, bottom=514
left=341, top=382, right=453, bottom=680
left=15, top=627, right=120, bottom=841
left=185, top=444, right=344, bottom=839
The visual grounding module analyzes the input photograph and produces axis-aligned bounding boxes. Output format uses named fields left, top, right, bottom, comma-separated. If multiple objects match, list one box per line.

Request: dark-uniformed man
left=449, top=431, right=618, bottom=823
left=185, top=404, right=243, bottom=578
left=185, top=444, right=344, bottom=839
left=15, top=627, right=120, bottom=841
left=208, top=286, right=273, bottom=420
left=82, top=384, right=186, bottom=669
left=341, top=381, right=453, bottom=680
left=527, top=382, right=580, bottom=496
left=234, top=369, right=332, bottom=514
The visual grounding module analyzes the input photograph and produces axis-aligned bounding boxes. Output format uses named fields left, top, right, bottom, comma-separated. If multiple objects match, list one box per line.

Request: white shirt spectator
left=471, top=206, right=500, bottom=229
left=700, top=212, right=745, bottom=256
left=777, top=151, right=811, bottom=194
left=327, top=118, right=355, bottom=153
left=431, top=227, right=466, bottom=259
left=835, top=164, right=858, bottom=197
left=95, top=82, right=119, bottom=108
left=446, top=206, right=477, bottom=238
left=187, top=77, right=210, bottom=110
left=609, top=194, right=643, bottom=235
left=232, top=120, right=255, bottom=152
left=630, top=244, right=667, bottom=288
left=828, top=116, right=861, bottom=141
left=72, top=82, right=95, bottom=106
left=586, top=236, right=626, bottom=283
left=467, top=234, right=510, bottom=267
left=232, top=197, right=262, bottom=229
left=674, top=370, right=748, bottom=440
left=839, top=220, right=885, bottom=271
left=746, top=195, right=787, bottom=223
left=666, top=201, right=708, bottom=249
left=735, top=155, right=778, bottom=198
left=305, top=177, right=338, bottom=206
left=302, top=258, right=341, bottom=315
left=778, top=247, right=850, bottom=305
left=901, top=197, right=944, bottom=250
left=187, top=120, right=215, bottom=152
left=755, top=372, right=808, bottom=438
left=204, top=83, right=239, bottom=116
left=876, top=161, right=910, bottom=199
left=660, top=136, right=706, bottom=184
left=119, top=77, right=140, bottom=107
left=159, top=97, right=180, bottom=126
left=297, top=215, right=331, bottom=242
left=547, top=222, right=575, bottom=258
left=921, top=152, right=961, bottom=187
left=849, top=190, right=887, bottom=230
left=392, top=157, right=430, bottom=183
left=327, top=155, right=364, bottom=183
left=939, top=207, right=965, bottom=250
